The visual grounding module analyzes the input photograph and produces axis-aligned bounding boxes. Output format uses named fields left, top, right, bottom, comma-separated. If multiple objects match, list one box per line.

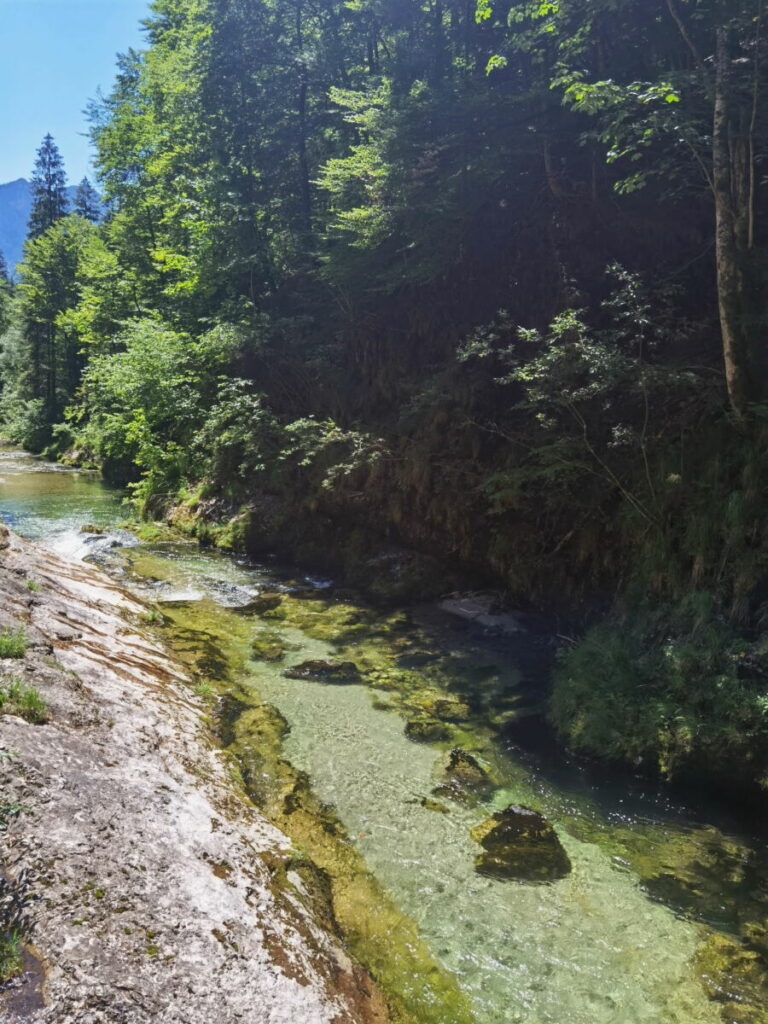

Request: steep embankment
left=0, top=527, right=387, bottom=1023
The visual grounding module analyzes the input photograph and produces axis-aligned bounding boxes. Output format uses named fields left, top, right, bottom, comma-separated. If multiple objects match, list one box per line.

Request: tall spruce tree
left=27, top=134, right=69, bottom=240
left=0, top=251, right=9, bottom=283
left=74, top=177, right=101, bottom=222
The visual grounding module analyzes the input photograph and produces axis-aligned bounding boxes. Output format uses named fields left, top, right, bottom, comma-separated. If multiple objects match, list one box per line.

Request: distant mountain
left=0, top=179, right=83, bottom=274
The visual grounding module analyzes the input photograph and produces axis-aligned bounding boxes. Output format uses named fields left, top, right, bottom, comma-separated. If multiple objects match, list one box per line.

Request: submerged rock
left=695, top=931, right=768, bottom=1022
left=404, top=718, right=452, bottom=744
left=284, top=659, right=361, bottom=684
left=236, top=593, right=283, bottom=616
left=439, top=594, right=524, bottom=635
left=470, top=805, right=571, bottom=882
left=433, top=748, right=493, bottom=803
left=420, top=696, right=472, bottom=722
left=250, top=628, right=289, bottom=662
left=420, top=797, right=450, bottom=815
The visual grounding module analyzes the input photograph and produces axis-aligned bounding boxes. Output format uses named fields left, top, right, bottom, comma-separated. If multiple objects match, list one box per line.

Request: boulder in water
left=236, top=593, right=283, bottom=616
left=404, top=718, right=452, bottom=744
left=470, top=805, right=571, bottom=882
left=80, top=523, right=106, bottom=535
left=433, top=748, right=493, bottom=803
left=283, top=659, right=361, bottom=684
left=250, top=628, right=289, bottom=662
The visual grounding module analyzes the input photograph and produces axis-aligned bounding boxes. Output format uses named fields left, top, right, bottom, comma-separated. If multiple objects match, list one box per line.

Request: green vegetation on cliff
left=2, top=0, right=768, bottom=787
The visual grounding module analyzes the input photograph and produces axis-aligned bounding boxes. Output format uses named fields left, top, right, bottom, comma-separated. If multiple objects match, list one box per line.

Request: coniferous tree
left=27, top=134, right=69, bottom=240
left=74, top=177, right=101, bottom=222
left=0, top=251, right=9, bottom=283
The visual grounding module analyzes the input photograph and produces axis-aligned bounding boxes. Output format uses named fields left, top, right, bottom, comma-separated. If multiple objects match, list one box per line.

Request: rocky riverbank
left=0, top=526, right=388, bottom=1024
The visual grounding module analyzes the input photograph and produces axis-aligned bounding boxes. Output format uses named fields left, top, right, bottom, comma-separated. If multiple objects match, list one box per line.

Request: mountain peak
left=0, top=179, right=81, bottom=272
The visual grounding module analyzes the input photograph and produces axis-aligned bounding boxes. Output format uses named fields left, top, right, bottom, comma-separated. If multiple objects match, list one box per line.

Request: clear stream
left=2, top=446, right=768, bottom=1024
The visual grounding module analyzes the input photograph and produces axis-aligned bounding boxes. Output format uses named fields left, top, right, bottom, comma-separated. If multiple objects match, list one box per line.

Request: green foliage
left=0, top=680, right=48, bottom=724
left=73, top=319, right=239, bottom=500
left=0, top=867, right=37, bottom=984
left=551, top=598, right=768, bottom=781
left=27, top=134, right=68, bottom=240
left=0, top=629, right=29, bottom=660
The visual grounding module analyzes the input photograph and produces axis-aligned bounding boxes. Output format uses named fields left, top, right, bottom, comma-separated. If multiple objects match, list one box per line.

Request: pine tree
left=74, top=177, right=101, bottom=222
left=27, top=134, right=68, bottom=240
left=0, top=251, right=9, bottom=283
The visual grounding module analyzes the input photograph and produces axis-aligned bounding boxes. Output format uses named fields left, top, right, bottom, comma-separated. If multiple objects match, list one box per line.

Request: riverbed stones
left=283, top=659, right=361, bottom=684
left=470, top=805, right=571, bottom=882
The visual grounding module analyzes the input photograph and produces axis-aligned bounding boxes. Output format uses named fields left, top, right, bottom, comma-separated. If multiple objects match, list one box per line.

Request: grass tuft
left=0, top=679, right=49, bottom=724
left=0, top=628, right=28, bottom=659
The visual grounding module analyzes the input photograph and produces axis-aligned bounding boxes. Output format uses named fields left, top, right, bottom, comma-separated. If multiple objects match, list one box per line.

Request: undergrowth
left=550, top=593, right=768, bottom=784
left=0, top=629, right=28, bottom=660
left=0, top=680, right=48, bottom=724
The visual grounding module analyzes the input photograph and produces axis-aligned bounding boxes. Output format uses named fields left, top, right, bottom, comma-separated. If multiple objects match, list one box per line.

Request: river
left=1, top=446, right=767, bottom=1024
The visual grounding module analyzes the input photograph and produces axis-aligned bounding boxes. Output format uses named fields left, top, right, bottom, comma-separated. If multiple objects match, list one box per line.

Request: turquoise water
left=0, top=447, right=122, bottom=542
left=2, top=448, right=766, bottom=1024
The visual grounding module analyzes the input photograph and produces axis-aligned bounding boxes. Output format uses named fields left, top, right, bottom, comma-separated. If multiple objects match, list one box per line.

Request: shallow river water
left=2, top=447, right=768, bottom=1024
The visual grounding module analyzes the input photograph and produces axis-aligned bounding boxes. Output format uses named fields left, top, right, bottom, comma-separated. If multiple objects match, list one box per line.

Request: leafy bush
left=71, top=319, right=240, bottom=507
left=550, top=595, right=768, bottom=782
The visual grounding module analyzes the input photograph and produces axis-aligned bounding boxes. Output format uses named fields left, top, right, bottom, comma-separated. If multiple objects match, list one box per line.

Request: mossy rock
left=364, top=668, right=412, bottom=692
left=742, top=919, right=768, bottom=962
left=433, top=748, right=493, bottom=804
left=283, top=659, right=362, bottom=684
left=420, top=797, right=450, bottom=815
left=404, top=718, right=452, bottom=744
left=80, top=523, right=106, bottom=535
left=420, top=696, right=472, bottom=723
left=470, top=805, right=571, bottom=883
left=695, top=932, right=768, bottom=1023
left=250, top=629, right=289, bottom=662
left=236, top=594, right=283, bottom=616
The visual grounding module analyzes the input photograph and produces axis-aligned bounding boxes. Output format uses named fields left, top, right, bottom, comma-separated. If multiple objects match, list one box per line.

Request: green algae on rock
left=284, top=659, right=362, bottom=684
left=250, top=628, right=290, bottom=662
left=433, top=748, right=494, bottom=804
left=470, top=805, right=572, bottom=882
left=236, top=594, right=283, bottom=616
left=404, top=717, right=453, bottom=743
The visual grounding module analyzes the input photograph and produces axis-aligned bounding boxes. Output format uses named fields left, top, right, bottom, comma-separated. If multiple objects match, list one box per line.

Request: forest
left=1, top=0, right=768, bottom=793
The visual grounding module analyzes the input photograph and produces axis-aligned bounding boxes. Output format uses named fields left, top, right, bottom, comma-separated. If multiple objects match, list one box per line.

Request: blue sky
left=0, top=0, right=150, bottom=184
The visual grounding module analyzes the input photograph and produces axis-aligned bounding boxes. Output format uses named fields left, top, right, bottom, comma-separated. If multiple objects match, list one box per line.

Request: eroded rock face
left=0, top=532, right=390, bottom=1024
left=284, top=659, right=361, bottom=684
left=470, top=805, right=571, bottom=883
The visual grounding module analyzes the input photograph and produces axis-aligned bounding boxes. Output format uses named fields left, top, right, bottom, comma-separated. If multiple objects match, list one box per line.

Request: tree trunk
left=713, top=26, right=750, bottom=420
